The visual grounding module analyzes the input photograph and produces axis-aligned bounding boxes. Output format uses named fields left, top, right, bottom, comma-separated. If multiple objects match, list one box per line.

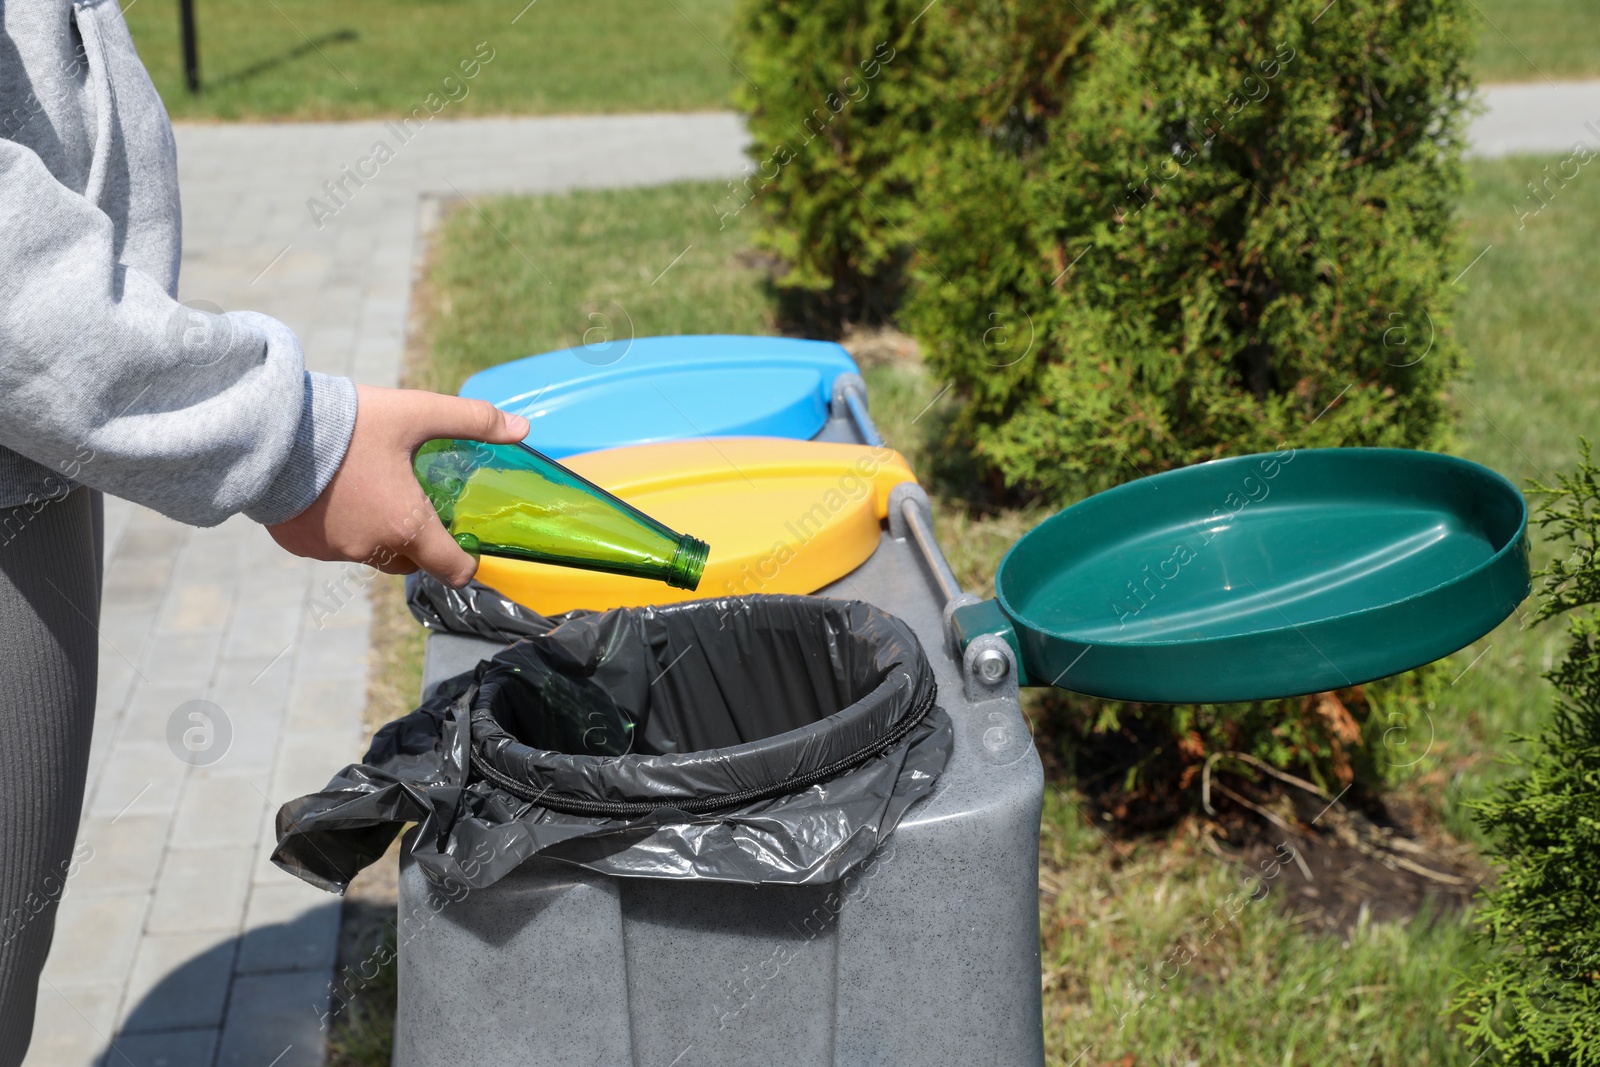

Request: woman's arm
left=0, top=139, right=526, bottom=584
left=0, top=138, right=355, bottom=527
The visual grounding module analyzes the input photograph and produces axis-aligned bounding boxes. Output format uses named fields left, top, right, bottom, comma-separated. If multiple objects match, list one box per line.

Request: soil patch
left=1225, top=824, right=1482, bottom=935
left=1191, top=784, right=1484, bottom=936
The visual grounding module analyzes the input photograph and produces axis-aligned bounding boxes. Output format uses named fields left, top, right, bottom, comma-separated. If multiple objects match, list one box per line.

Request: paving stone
left=284, top=677, right=366, bottom=735
left=290, top=625, right=371, bottom=682
left=270, top=732, right=364, bottom=804
left=212, top=699, right=287, bottom=775
left=310, top=605, right=373, bottom=638
left=39, top=894, right=147, bottom=986
left=88, top=742, right=186, bottom=820
left=139, top=632, right=225, bottom=691
left=303, top=586, right=372, bottom=632
left=249, top=811, right=283, bottom=889
left=223, top=602, right=305, bottom=660
left=119, top=683, right=210, bottom=748
left=86, top=680, right=133, bottom=783
left=235, top=565, right=314, bottom=610
left=103, top=1029, right=219, bottom=1067
left=158, top=583, right=234, bottom=635
left=171, top=541, right=245, bottom=584
left=20, top=981, right=122, bottom=1067
left=70, top=815, right=170, bottom=898
left=214, top=651, right=296, bottom=695
left=169, top=771, right=271, bottom=851
left=236, top=883, right=342, bottom=974
left=101, top=572, right=173, bottom=618
left=95, top=659, right=141, bottom=722
left=100, top=581, right=161, bottom=620
left=147, top=848, right=256, bottom=935
left=84, top=730, right=119, bottom=801
left=93, top=617, right=159, bottom=677
left=102, top=495, right=138, bottom=560
left=306, top=555, right=375, bottom=591
left=214, top=971, right=330, bottom=1067
left=119, top=931, right=237, bottom=1033
left=102, top=576, right=165, bottom=613
left=109, top=517, right=189, bottom=563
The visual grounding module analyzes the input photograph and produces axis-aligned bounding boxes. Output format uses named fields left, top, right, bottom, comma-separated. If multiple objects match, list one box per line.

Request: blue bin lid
left=459, top=335, right=860, bottom=458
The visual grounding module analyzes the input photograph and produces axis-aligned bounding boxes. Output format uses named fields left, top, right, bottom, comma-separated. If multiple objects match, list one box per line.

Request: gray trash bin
left=391, top=484, right=1045, bottom=1066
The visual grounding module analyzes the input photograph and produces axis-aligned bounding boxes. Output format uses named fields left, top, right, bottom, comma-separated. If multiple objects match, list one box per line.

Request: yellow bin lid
left=474, top=438, right=916, bottom=614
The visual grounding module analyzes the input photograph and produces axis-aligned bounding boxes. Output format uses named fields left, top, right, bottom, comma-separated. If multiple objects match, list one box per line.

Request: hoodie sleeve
left=0, top=138, right=357, bottom=527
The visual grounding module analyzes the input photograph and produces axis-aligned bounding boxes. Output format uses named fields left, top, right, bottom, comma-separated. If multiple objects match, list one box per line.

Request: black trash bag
left=405, top=573, right=553, bottom=645
left=272, top=594, right=953, bottom=892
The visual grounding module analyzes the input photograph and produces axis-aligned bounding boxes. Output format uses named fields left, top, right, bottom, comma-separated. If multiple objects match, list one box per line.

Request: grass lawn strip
left=1420, top=150, right=1600, bottom=841
left=125, top=0, right=740, bottom=121
left=1472, top=0, right=1600, bottom=82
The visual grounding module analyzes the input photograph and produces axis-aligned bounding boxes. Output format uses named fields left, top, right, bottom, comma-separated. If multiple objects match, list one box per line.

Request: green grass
left=1403, top=151, right=1600, bottom=838
left=1454, top=155, right=1600, bottom=491
left=1471, top=0, right=1600, bottom=82
left=355, top=171, right=1600, bottom=1065
left=419, top=182, right=774, bottom=394
left=1035, top=792, right=1491, bottom=1066
left=124, top=0, right=740, bottom=121
left=327, top=926, right=400, bottom=1067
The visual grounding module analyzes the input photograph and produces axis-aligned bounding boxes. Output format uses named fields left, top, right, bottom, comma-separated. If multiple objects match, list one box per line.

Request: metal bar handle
left=888, top=483, right=964, bottom=605
left=831, top=374, right=884, bottom=448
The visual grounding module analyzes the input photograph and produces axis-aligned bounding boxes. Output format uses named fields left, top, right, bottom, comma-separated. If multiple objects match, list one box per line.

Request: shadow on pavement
left=96, top=901, right=340, bottom=1067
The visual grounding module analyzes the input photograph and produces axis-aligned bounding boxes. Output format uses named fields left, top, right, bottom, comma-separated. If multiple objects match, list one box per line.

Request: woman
left=0, top=1, right=525, bottom=1057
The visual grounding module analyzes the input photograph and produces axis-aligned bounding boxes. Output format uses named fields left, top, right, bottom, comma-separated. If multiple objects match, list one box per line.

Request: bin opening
left=484, top=604, right=895, bottom=757
left=469, top=596, right=939, bottom=818
left=272, top=592, right=954, bottom=889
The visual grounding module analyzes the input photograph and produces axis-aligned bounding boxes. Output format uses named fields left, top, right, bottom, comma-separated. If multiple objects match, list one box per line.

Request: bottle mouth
left=667, top=536, right=710, bottom=591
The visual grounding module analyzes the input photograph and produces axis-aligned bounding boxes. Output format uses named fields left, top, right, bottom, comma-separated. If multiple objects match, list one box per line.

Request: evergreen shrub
left=905, top=0, right=1476, bottom=499
left=731, top=0, right=1091, bottom=329
left=1457, top=443, right=1600, bottom=1065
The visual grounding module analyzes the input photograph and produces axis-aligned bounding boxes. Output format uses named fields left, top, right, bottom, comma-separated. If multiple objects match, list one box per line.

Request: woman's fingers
left=374, top=554, right=418, bottom=577
left=410, top=393, right=528, bottom=448
left=267, top=385, right=521, bottom=588
left=401, top=508, right=478, bottom=587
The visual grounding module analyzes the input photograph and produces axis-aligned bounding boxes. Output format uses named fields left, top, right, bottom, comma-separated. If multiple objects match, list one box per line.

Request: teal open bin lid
left=459, top=335, right=862, bottom=459
left=948, top=449, right=1531, bottom=704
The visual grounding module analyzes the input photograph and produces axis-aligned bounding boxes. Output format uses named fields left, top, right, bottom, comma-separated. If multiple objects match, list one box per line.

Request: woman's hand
left=266, top=384, right=529, bottom=586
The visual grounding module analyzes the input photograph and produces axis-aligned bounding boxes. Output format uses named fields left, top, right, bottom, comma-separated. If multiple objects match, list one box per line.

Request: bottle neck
left=667, top=536, right=710, bottom=591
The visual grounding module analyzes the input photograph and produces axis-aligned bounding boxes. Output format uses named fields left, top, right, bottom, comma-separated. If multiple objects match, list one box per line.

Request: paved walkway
left=23, top=77, right=1599, bottom=1067
left=25, top=113, right=749, bottom=1067
left=1470, top=80, right=1600, bottom=157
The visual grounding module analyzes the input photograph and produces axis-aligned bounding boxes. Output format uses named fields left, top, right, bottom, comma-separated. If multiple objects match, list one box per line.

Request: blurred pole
left=179, top=0, right=200, bottom=93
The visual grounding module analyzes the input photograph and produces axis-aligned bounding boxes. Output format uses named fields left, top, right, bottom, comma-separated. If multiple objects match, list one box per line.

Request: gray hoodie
left=0, top=0, right=357, bottom=530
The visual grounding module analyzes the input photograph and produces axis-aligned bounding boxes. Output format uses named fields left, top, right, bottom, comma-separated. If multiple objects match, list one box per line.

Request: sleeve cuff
left=243, top=371, right=359, bottom=525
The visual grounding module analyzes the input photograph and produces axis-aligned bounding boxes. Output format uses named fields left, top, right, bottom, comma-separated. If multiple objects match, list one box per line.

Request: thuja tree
left=904, top=0, right=1475, bottom=801
left=904, top=0, right=1476, bottom=501
left=1457, top=443, right=1600, bottom=1064
left=731, top=0, right=1091, bottom=329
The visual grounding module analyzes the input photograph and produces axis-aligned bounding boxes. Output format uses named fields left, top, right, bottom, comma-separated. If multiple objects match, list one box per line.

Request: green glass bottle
left=414, top=439, right=708, bottom=590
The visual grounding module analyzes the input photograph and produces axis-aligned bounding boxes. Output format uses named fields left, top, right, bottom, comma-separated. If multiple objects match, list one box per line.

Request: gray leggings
left=0, top=487, right=101, bottom=1064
